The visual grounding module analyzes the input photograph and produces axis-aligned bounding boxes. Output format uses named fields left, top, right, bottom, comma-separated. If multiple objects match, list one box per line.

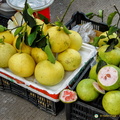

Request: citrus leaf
left=28, top=30, right=37, bottom=46
left=99, top=35, right=107, bottom=39
left=55, top=21, right=62, bottom=27
left=98, top=10, right=104, bottom=18
left=14, top=26, right=24, bottom=36
left=105, top=38, right=118, bottom=52
left=15, top=34, right=23, bottom=49
left=108, top=26, right=118, bottom=36
left=44, top=44, right=56, bottom=64
left=0, top=25, right=6, bottom=32
left=107, top=11, right=117, bottom=26
left=23, top=2, right=36, bottom=27
left=90, top=37, right=100, bottom=47
left=37, top=13, right=49, bottom=24
left=96, top=60, right=107, bottom=73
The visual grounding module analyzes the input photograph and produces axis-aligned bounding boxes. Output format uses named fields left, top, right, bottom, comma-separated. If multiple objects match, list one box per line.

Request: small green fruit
left=102, top=90, right=120, bottom=115
left=98, top=45, right=120, bottom=66
left=76, top=79, right=99, bottom=102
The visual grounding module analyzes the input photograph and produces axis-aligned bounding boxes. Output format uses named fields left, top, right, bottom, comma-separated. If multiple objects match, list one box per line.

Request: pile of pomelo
left=0, top=12, right=83, bottom=86
left=75, top=31, right=120, bottom=116
left=59, top=30, right=120, bottom=116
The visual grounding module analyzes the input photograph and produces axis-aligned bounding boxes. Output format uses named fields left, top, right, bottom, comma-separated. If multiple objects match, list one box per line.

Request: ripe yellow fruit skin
left=0, top=42, right=16, bottom=68
left=69, top=30, right=83, bottom=51
left=0, top=31, right=14, bottom=44
left=47, top=26, right=71, bottom=53
left=31, top=47, right=48, bottom=63
left=35, top=60, right=65, bottom=86
left=13, top=36, right=32, bottom=54
left=57, top=48, right=81, bottom=71
left=8, top=53, right=35, bottom=77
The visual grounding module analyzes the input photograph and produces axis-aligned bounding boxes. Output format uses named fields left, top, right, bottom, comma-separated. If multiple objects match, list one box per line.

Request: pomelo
left=59, top=89, right=77, bottom=103
left=57, top=48, right=81, bottom=71
left=89, top=64, right=98, bottom=81
left=76, top=78, right=99, bottom=102
left=97, top=65, right=120, bottom=91
left=68, top=30, right=83, bottom=51
left=47, top=26, right=71, bottom=53
left=102, top=90, right=120, bottom=115
left=34, top=60, right=64, bottom=86
left=0, top=42, right=16, bottom=68
left=98, top=45, right=120, bottom=66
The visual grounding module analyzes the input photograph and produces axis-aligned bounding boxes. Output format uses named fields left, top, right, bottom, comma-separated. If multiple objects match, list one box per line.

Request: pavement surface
left=0, top=0, right=120, bottom=120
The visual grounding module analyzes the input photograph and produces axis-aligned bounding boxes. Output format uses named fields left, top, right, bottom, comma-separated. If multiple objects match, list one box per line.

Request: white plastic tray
left=0, top=43, right=97, bottom=102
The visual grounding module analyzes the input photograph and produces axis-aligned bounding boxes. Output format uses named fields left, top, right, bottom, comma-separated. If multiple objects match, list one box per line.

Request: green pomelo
left=93, top=82, right=105, bottom=94
left=97, top=65, right=120, bottom=91
left=76, top=79, right=99, bottom=102
left=89, top=64, right=97, bottom=81
left=102, top=90, right=120, bottom=115
left=59, top=89, right=77, bottom=103
left=98, top=32, right=120, bottom=47
left=98, top=45, right=120, bottom=66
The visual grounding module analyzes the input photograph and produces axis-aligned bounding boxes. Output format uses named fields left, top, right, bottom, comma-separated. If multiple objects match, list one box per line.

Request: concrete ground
left=0, top=0, right=120, bottom=120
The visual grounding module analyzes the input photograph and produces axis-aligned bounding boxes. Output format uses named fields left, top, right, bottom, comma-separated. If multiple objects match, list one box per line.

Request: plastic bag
left=72, top=22, right=96, bottom=43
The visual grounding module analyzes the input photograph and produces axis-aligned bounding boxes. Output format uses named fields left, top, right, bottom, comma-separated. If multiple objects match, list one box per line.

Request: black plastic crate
left=66, top=11, right=109, bottom=32
left=0, top=76, right=64, bottom=115
left=65, top=11, right=120, bottom=120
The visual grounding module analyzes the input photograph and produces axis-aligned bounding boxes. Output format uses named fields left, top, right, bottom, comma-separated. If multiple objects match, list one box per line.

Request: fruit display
left=0, top=0, right=98, bottom=104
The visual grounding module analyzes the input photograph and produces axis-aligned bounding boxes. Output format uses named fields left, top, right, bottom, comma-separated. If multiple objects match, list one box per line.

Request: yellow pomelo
left=13, top=36, right=32, bottom=54
left=98, top=31, right=120, bottom=47
left=8, top=53, right=35, bottom=77
left=47, top=26, right=71, bottom=53
left=57, top=48, right=81, bottom=71
left=0, top=30, right=14, bottom=44
left=31, top=47, right=48, bottom=63
left=35, top=18, right=48, bottom=34
left=35, top=60, right=64, bottom=86
left=69, top=30, right=83, bottom=51
left=0, top=42, right=16, bottom=68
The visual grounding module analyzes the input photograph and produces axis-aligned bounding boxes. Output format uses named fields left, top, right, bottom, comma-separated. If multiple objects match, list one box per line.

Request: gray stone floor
left=0, top=0, right=120, bottom=120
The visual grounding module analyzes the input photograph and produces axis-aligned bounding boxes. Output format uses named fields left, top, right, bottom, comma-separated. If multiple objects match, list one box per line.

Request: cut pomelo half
left=97, top=65, right=120, bottom=91
left=59, top=89, right=77, bottom=103
left=93, top=82, right=105, bottom=94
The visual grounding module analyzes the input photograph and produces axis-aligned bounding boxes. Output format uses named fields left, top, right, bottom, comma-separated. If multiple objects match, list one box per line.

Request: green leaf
left=96, top=60, right=107, bottom=73
left=37, top=13, right=49, bottom=24
left=98, top=10, right=104, bottom=18
left=15, top=34, right=23, bottom=49
left=0, top=25, right=6, bottom=32
left=90, top=37, right=100, bottom=47
left=44, top=44, right=56, bottom=64
left=14, top=26, right=24, bottom=36
left=107, top=26, right=118, bottom=36
left=107, top=11, right=117, bottom=26
left=23, top=2, right=36, bottom=27
left=105, top=38, right=118, bottom=52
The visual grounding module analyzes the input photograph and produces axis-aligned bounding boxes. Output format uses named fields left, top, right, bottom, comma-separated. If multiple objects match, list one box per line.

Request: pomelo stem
left=60, top=0, right=74, bottom=23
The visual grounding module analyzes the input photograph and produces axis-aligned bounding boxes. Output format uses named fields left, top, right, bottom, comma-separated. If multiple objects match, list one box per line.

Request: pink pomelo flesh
left=98, top=65, right=120, bottom=91
left=59, top=89, right=77, bottom=103
left=98, top=66, right=118, bottom=86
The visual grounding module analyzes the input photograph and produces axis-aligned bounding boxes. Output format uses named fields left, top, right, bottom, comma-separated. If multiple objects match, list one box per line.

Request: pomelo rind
left=93, top=82, right=105, bottom=94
